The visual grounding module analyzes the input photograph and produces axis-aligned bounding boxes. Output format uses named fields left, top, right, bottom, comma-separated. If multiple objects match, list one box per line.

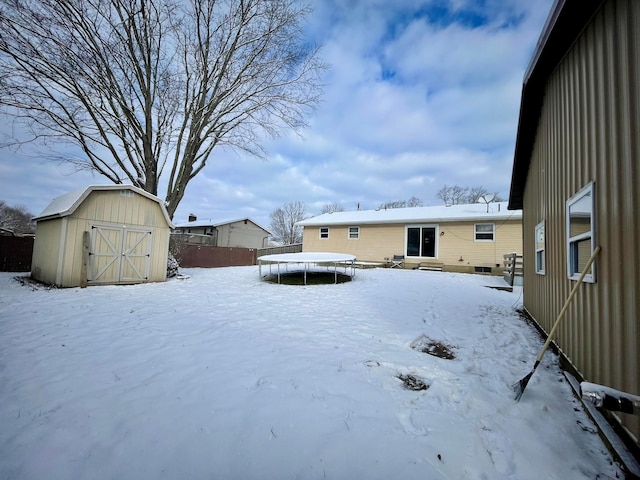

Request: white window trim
left=474, top=223, right=495, bottom=242
left=534, top=221, right=545, bottom=275
left=566, top=182, right=595, bottom=282
left=319, top=227, right=329, bottom=239
left=348, top=226, right=359, bottom=240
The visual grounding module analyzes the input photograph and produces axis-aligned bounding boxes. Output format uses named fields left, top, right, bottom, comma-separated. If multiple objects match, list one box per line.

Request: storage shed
left=32, top=185, right=174, bottom=287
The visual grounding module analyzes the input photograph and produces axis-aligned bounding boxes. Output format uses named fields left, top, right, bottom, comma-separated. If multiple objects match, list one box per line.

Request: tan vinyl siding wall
left=438, top=220, right=521, bottom=267
left=303, top=224, right=403, bottom=262
left=217, top=221, right=268, bottom=248
left=522, top=0, right=639, bottom=440
left=302, top=220, right=522, bottom=269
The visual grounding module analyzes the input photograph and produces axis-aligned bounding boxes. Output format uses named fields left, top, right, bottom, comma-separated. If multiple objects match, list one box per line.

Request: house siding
left=302, top=220, right=522, bottom=271
left=522, top=0, right=639, bottom=440
left=177, top=220, right=269, bottom=249
left=216, top=221, right=269, bottom=248
left=303, top=224, right=402, bottom=262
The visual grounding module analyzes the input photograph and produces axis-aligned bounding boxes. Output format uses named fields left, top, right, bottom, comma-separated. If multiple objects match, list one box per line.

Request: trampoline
left=258, top=252, right=356, bottom=285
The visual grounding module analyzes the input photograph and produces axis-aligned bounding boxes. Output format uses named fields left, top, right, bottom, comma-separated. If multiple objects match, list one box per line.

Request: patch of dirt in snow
left=12, top=275, right=55, bottom=291
left=410, top=334, right=456, bottom=360
left=397, top=373, right=430, bottom=391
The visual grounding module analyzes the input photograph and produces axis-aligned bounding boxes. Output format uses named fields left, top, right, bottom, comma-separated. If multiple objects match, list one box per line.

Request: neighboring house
left=509, top=0, right=639, bottom=454
left=174, top=215, right=271, bottom=249
left=32, top=185, right=174, bottom=287
left=297, top=202, right=522, bottom=274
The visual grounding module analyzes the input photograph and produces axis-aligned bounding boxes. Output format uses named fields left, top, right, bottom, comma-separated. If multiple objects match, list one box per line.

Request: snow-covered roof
left=297, top=202, right=521, bottom=227
left=174, top=217, right=271, bottom=234
left=34, top=185, right=174, bottom=228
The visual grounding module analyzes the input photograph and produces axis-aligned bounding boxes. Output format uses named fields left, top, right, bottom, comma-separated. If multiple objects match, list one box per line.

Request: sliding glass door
left=406, top=225, right=437, bottom=258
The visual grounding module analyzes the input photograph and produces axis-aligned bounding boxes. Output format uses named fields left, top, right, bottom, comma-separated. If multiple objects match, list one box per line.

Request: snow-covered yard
left=0, top=267, right=622, bottom=479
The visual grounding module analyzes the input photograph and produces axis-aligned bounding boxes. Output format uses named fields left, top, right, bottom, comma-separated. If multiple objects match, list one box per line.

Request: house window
left=535, top=221, right=545, bottom=275
left=319, top=227, right=329, bottom=239
left=406, top=225, right=437, bottom=257
left=566, top=182, right=595, bottom=282
left=474, top=223, right=495, bottom=242
left=348, top=226, right=359, bottom=239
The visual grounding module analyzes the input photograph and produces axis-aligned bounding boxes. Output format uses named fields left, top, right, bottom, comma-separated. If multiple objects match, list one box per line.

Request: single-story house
left=297, top=202, right=522, bottom=274
left=32, top=185, right=174, bottom=287
left=509, top=0, right=639, bottom=456
left=173, top=215, right=271, bottom=249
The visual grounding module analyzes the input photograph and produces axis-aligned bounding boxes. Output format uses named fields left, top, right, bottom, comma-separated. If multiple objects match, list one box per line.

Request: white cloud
left=0, top=0, right=555, bottom=230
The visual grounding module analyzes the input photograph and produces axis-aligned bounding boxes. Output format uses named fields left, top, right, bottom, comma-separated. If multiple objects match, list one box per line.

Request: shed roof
left=174, top=217, right=271, bottom=234
left=34, top=185, right=174, bottom=228
left=508, top=0, right=606, bottom=210
left=297, top=202, right=521, bottom=227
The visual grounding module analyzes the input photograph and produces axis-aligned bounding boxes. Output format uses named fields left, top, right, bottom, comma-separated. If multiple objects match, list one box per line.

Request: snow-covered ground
left=0, top=267, right=622, bottom=479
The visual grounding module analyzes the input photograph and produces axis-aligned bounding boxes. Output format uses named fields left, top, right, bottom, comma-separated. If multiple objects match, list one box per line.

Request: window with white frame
left=319, top=227, right=329, bottom=239
left=474, top=223, right=495, bottom=242
left=348, top=226, right=359, bottom=239
left=566, top=182, right=595, bottom=282
left=535, top=221, right=545, bottom=274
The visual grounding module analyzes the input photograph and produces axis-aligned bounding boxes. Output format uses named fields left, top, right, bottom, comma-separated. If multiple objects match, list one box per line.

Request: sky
left=0, top=0, right=554, bottom=229
left=0, top=267, right=624, bottom=479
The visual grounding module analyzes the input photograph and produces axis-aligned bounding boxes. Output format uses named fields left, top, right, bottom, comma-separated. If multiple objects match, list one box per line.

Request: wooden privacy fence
left=176, top=244, right=257, bottom=268
left=257, top=243, right=303, bottom=257
left=0, top=235, right=34, bottom=272
left=503, top=253, right=523, bottom=286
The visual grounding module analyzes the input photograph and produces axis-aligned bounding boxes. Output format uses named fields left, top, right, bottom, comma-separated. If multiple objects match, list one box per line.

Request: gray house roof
left=297, top=202, right=521, bottom=227
left=34, top=185, right=174, bottom=228
left=174, top=217, right=271, bottom=234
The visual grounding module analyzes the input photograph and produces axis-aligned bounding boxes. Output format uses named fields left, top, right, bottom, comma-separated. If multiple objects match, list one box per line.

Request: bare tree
left=379, top=196, right=423, bottom=209
left=437, top=185, right=503, bottom=205
left=0, top=200, right=35, bottom=233
left=269, top=201, right=306, bottom=244
left=0, top=0, right=325, bottom=218
left=320, top=202, right=344, bottom=214
left=436, top=185, right=469, bottom=205
left=406, top=196, right=423, bottom=207
left=467, top=186, right=503, bottom=204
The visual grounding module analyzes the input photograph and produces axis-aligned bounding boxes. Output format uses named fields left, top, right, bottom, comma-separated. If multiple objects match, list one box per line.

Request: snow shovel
left=513, top=246, right=601, bottom=401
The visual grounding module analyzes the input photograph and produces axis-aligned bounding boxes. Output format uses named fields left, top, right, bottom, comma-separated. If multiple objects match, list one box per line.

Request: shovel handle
left=535, top=246, right=601, bottom=364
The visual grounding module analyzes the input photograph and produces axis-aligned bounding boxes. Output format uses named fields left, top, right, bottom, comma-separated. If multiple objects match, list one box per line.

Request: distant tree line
left=436, top=185, right=503, bottom=205
left=378, top=196, right=423, bottom=209
left=0, top=201, right=35, bottom=234
left=268, top=186, right=504, bottom=245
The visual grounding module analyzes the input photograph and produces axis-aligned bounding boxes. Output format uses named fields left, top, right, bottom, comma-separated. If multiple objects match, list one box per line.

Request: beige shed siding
left=73, top=190, right=168, bottom=228
left=33, top=188, right=171, bottom=287
left=31, top=219, right=62, bottom=285
left=523, top=0, right=639, bottom=439
left=302, top=220, right=521, bottom=268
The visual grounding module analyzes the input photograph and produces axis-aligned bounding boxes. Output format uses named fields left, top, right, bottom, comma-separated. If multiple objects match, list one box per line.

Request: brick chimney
left=188, top=213, right=197, bottom=222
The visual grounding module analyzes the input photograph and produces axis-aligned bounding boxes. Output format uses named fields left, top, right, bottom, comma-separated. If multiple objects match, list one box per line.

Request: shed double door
left=89, top=224, right=152, bottom=284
